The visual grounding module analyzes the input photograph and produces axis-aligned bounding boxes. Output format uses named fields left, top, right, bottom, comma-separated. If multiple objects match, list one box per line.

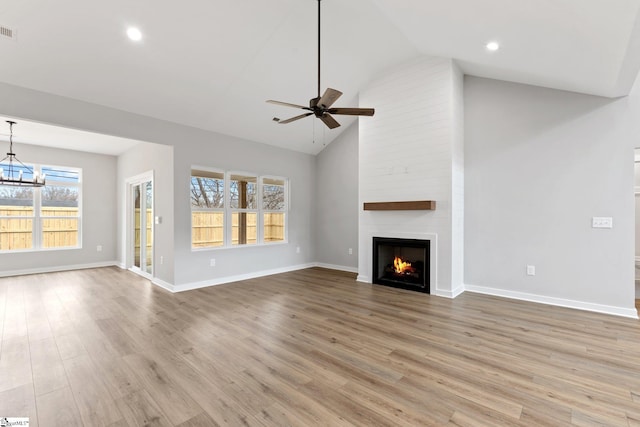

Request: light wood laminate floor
left=1, top=267, right=639, bottom=426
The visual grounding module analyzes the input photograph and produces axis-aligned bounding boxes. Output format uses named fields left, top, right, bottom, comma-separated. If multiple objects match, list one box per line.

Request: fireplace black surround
left=372, top=237, right=430, bottom=293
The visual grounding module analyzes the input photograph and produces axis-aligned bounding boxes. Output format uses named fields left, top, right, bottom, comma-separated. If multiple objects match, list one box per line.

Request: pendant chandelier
left=0, top=120, right=46, bottom=187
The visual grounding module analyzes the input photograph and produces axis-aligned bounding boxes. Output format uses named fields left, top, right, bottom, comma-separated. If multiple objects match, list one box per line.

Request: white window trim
left=190, top=168, right=289, bottom=251
left=191, top=167, right=225, bottom=249
left=40, top=164, right=83, bottom=251
left=228, top=171, right=258, bottom=246
left=261, top=175, right=288, bottom=244
left=0, top=163, right=82, bottom=252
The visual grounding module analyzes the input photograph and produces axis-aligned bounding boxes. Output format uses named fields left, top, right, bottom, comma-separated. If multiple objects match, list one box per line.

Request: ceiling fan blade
left=328, top=107, right=375, bottom=117
left=317, top=88, right=343, bottom=108
left=276, top=113, right=313, bottom=124
left=266, top=100, right=309, bottom=110
left=319, top=113, right=340, bottom=129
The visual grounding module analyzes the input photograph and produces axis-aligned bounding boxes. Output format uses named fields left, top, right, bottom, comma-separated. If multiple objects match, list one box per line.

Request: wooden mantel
left=363, top=200, right=436, bottom=211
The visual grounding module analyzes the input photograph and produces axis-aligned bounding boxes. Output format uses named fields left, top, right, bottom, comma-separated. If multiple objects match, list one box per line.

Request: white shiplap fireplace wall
left=357, top=56, right=464, bottom=298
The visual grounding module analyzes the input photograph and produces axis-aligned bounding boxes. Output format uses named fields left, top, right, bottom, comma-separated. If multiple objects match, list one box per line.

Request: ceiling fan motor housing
left=310, top=97, right=323, bottom=116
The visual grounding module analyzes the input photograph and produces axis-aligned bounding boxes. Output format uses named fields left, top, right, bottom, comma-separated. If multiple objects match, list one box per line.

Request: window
left=190, top=168, right=288, bottom=249
left=191, top=169, right=224, bottom=248
left=262, top=177, right=286, bottom=243
left=41, top=166, right=81, bottom=248
left=0, top=185, right=34, bottom=250
left=0, top=164, right=81, bottom=251
left=230, top=173, right=257, bottom=246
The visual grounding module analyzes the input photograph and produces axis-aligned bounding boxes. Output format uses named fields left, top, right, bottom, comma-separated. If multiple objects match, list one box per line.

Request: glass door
left=131, top=178, right=153, bottom=277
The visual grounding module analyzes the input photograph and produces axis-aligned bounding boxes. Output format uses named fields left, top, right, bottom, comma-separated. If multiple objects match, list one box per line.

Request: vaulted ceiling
left=2, top=0, right=640, bottom=155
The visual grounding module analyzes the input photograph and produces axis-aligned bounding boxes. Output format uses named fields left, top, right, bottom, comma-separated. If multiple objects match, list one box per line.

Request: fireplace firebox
left=372, top=237, right=430, bottom=293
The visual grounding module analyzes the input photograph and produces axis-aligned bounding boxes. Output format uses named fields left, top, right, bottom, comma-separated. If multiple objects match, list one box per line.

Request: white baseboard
left=435, top=285, right=465, bottom=299
left=465, top=284, right=639, bottom=319
left=0, top=261, right=119, bottom=278
left=172, top=263, right=316, bottom=293
left=151, top=277, right=175, bottom=293
left=12, top=263, right=631, bottom=318
left=314, top=263, right=358, bottom=274
left=356, top=274, right=370, bottom=283
left=452, top=285, right=465, bottom=298
left=156, top=262, right=354, bottom=293
left=355, top=273, right=459, bottom=298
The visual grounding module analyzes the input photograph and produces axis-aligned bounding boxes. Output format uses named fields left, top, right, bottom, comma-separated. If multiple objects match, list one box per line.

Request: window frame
left=0, top=185, right=35, bottom=252
left=0, top=163, right=82, bottom=253
left=39, top=164, right=82, bottom=251
left=261, top=175, right=288, bottom=244
left=190, top=167, right=226, bottom=249
left=228, top=171, right=259, bottom=246
left=190, top=167, right=289, bottom=251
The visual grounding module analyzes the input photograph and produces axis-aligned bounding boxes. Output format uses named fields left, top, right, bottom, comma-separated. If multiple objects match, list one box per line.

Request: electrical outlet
left=210, top=258, right=216, bottom=267
left=296, top=246, right=301, bottom=254
left=526, top=265, right=536, bottom=276
left=96, top=245, right=102, bottom=252
left=348, top=248, right=353, bottom=255
left=160, top=255, right=164, bottom=265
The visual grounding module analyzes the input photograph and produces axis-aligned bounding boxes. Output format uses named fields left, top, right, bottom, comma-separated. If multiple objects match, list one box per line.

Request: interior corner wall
left=464, top=76, right=637, bottom=313
left=634, top=157, right=640, bottom=297
left=358, top=56, right=459, bottom=296
left=117, top=142, right=174, bottom=285
left=0, top=143, right=117, bottom=275
left=450, top=62, right=465, bottom=293
left=315, top=122, right=359, bottom=271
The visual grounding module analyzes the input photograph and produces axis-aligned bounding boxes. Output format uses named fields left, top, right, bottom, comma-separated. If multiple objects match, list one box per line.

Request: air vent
left=0, top=25, right=15, bottom=40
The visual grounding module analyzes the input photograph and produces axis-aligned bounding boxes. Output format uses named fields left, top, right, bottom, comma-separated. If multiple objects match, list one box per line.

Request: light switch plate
left=592, top=217, right=613, bottom=229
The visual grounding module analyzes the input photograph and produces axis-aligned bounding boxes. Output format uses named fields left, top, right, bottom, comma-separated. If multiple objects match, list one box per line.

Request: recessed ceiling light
left=126, top=27, right=142, bottom=42
left=486, top=41, right=500, bottom=52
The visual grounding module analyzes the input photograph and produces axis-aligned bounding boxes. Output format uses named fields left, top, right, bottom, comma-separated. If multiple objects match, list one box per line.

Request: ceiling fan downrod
left=317, top=0, right=321, bottom=100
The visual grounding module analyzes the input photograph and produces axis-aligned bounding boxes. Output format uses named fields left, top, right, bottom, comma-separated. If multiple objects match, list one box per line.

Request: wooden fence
left=0, top=206, right=79, bottom=250
left=134, top=208, right=153, bottom=267
left=263, top=213, right=285, bottom=243
left=1, top=206, right=283, bottom=251
left=192, top=212, right=284, bottom=248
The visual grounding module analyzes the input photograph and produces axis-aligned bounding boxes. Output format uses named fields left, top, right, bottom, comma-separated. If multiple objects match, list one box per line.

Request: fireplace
left=372, top=237, right=430, bottom=293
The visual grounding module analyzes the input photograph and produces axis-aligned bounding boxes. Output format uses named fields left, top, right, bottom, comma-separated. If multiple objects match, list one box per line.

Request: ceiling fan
left=266, top=0, right=375, bottom=129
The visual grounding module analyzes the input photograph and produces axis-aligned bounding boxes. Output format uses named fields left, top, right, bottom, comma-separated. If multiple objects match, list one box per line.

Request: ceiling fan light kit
left=266, top=0, right=375, bottom=130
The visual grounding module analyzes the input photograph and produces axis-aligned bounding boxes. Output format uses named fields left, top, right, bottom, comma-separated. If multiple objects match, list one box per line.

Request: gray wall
left=117, top=142, right=174, bottom=284
left=2, top=75, right=638, bottom=312
left=172, top=135, right=316, bottom=287
left=635, top=156, right=640, bottom=297
left=1, top=82, right=316, bottom=288
left=635, top=158, right=640, bottom=259
left=314, top=123, right=359, bottom=270
left=0, top=143, right=117, bottom=274
left=465, top=76, right=636, bottom=312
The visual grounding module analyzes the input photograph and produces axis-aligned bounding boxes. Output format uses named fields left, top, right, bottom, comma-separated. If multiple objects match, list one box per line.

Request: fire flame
left=394, top=256, right=415, bottom=274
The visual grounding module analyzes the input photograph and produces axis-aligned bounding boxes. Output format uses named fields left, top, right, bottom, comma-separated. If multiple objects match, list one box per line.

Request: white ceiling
left=0, top=116, right=142, bottom=156
left=1, top=0, right=640, bottom=155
